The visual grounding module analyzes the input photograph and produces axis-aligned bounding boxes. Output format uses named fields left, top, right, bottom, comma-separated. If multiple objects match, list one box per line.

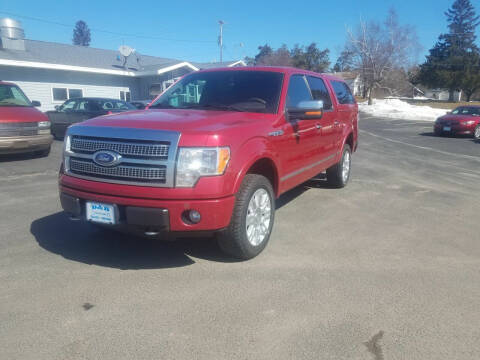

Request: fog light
left=185, top=210, right=201, bottom=224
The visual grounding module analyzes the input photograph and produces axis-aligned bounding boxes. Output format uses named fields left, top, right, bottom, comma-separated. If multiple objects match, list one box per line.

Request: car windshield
left=451, top=107, right=480, bottom=116
left=150, top=70, right=284, bottom=114
left=0, top=84, right=32, bottom=107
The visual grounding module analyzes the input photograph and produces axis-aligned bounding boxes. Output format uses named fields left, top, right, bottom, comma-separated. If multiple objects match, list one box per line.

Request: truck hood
left=75, top=109, right=274, bottom=133
left=0, top=106, right=48, bottom=123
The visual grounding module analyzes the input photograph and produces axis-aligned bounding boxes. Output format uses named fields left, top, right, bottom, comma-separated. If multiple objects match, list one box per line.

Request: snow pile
left=359, top=98, right=446, bottom=122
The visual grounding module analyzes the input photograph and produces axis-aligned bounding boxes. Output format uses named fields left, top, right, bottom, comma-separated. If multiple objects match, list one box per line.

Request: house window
left=52, top=88, right=83, bottom=102
left=120, top=91, right=131, bottom=102
left=68, top=89, right=83, bottom=99
left=52, top=88, right=68, bottom=101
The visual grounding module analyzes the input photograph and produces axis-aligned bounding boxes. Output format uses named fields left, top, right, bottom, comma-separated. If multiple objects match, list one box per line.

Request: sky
left=0, top=0, right=476, bottom=65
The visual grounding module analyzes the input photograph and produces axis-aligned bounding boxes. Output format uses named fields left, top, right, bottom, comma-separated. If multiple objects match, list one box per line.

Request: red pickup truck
left=59, top=67, right=358, bottom=259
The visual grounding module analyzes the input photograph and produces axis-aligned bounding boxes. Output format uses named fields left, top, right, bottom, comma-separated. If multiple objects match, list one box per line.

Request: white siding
left=11, top=81, right=129, bottom=111
left=0, top=66, right=139, bottom=111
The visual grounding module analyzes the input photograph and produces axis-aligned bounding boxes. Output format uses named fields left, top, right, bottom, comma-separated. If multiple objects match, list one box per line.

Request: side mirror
left=31, top=100, right=41, bottom=107
left=287, top=100, right=324, bottom=120
left=54, top=105, right=61, bottom=111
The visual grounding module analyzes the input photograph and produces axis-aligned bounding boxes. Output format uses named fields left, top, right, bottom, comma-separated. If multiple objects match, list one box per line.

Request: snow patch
left=359, top=98, right=446, bottom=122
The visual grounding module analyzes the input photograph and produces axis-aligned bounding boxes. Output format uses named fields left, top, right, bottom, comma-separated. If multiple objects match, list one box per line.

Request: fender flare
left=230, top=137, right=281, bottom=196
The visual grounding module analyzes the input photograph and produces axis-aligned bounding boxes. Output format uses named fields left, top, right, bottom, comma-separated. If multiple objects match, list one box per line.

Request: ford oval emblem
left=93, top=150, right=122, bottom=167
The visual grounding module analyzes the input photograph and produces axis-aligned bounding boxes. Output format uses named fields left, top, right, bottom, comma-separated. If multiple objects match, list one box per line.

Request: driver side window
left=286, top=75, right=312, bottom=108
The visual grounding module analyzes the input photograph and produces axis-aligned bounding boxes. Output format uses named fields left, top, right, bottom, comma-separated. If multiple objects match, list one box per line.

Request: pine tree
left=417, top=0, right=480, bottom=101
left=72, top=20, right=91, bottom=46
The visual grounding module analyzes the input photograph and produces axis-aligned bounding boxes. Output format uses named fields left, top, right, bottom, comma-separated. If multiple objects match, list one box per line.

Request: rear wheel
left=474, top=125, right=480, bottom=140
left=326, top=144, right=352, bottom=188
left=217, top=174, right=275, bottom=260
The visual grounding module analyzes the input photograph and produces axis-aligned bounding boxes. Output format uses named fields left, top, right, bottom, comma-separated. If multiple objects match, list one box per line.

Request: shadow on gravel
left=31, top=212, right=238, bottom=269
left=276, top=173, right=337, bottom=209
left=419, top=131, right=472, bottom=139
left=0, top=152, right=45, bottom=163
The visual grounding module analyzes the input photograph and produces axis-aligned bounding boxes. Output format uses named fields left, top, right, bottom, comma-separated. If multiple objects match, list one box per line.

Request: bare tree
left=344, top=9, right=421, bottom=104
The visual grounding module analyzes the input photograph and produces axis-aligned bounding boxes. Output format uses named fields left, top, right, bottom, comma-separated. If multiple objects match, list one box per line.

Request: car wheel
left=326, top=144, right=352, bottom=188
left=35, top=146, right=51, bottom=158
left=474, top=125, right=480, bottom=140
left=217, top=174, right=275, bottom=260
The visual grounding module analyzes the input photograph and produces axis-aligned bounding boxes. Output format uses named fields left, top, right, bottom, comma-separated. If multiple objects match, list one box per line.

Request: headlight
left=461, top=120, right=475, bottom=125
left=175, top=147, right=230, bottom=187
left=63, top=135, right=71, bottom=172
left=37, top=121, right=51, bottom=134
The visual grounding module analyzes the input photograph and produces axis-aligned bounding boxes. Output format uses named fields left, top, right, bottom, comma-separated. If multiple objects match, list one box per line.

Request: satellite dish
left=118, top=45, right=134, bottom=58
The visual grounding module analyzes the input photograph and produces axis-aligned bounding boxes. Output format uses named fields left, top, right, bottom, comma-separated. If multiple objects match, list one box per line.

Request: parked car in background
left=0, top=81, right=52, bottom=157
left=59, top=67, right=358, bottom=260
left=434, top=106, right=480, bottom=139
left=130, top=100, right=152, bottom=110
left=46, top=97, right=136, bottom=139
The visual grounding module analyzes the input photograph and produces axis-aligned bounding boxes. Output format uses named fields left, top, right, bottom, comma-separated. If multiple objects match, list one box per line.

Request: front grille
left=70, top=158, right=166, bottom=183
left=65, top=127, right=179, bottom=187
left=71, top=136, right=169, bottom=158
left=0, top=122, right=38, bottom=137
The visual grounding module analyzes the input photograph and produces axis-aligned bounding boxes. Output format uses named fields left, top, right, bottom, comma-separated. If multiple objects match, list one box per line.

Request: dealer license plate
left=443, top=126, right=451, bottom=131
left=86, top=202, right=116, bottom=224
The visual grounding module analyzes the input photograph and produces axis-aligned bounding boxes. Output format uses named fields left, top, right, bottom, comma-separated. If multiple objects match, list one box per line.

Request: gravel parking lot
left=1, top=115, right=479, bottom=360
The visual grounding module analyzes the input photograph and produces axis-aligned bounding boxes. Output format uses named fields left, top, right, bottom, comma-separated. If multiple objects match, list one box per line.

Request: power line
left=0, top=10, right=217, bottom=44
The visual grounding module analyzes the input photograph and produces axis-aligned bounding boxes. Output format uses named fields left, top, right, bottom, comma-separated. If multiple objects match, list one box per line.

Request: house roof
left=0, top=39, right=244, bottom=76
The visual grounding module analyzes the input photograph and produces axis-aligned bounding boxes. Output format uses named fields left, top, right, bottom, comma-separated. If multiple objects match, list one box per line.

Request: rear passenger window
left=307, top=76, right=333, bottom=110
left=286, top=75, right=312, bottom=108
left=331, top=81, right=355, bottom=104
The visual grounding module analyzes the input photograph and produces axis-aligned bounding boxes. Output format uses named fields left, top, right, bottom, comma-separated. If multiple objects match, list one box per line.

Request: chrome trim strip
left=280, top=153, right=336, bottom=182
left=64, top=125, right=180, bottom=187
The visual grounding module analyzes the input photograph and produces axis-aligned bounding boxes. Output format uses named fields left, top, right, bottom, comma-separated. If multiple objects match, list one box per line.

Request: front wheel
left=326, top=144, right=352, bottom=188
left=217, top=174, right=275, bottom=260
left=474, top=125, right=480, bottom=140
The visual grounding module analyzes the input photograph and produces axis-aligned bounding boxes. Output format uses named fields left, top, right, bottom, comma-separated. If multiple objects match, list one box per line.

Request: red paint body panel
left=0, top=82, right=48, bottom=124
left=59, top=67, right=358, bottom=233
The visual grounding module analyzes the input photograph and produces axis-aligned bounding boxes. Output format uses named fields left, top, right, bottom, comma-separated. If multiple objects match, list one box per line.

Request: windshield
left=451, top=107, right=480, bottom=116
left=0, top=84, right=32, bottom=107
left=150, top=70, right=284, bottom=114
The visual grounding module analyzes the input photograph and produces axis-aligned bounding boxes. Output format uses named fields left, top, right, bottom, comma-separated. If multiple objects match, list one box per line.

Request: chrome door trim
left=280, top=153, right=337, bottom=182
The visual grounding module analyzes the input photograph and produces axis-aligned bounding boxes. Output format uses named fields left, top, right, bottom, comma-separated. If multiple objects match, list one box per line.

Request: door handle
left=316, top=124, right=322, bottom=129
left=334, top=121, right=340, bottom=126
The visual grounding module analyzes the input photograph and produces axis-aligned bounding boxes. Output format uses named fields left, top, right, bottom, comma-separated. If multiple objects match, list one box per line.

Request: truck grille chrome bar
left=71, top=136, right=169, bottom=158
left=0, top=122, right=39, bottom=137
left=64, top=126, right=180, bottom=187
left=70, top=158, right=167, bottom=183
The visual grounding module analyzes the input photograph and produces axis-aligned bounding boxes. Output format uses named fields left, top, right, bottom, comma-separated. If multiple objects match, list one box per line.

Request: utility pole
left=218, top=20, right=224, bottom=63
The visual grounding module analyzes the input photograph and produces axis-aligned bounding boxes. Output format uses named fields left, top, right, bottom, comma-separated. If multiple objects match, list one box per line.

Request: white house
left=0, top=18, right=245, bottom=111
left=423, top=88, right=462, bottom=102
left=327, top=72, right=362, bottom=96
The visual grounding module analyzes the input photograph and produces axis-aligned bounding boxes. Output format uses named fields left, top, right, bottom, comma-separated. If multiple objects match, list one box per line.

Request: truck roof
left=195, top=66, right=346, bottom=82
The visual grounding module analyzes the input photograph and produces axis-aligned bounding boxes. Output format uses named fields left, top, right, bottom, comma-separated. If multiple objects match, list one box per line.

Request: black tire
left=474, top=125, right=480, bottom=140
left=434, top=129, right=442, bottom=136
left=326, top=144, right=352, bottom=188
left=217, top=174, right=275, bottom=260
left=35, top=146, right=51, bottom=158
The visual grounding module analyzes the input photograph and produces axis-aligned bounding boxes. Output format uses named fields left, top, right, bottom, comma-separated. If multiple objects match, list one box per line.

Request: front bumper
left=0, top=134, right=53, bottom=154
left=59, top=186, right=236, bottom=233
left=434, top=123, right=476, bottom=135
